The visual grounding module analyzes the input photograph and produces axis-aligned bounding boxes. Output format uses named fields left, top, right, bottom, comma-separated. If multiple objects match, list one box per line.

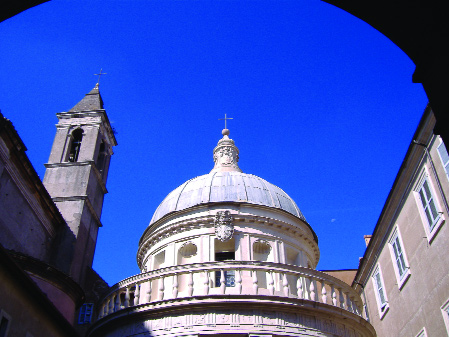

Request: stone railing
left=97, top=261, right=361, bottom=320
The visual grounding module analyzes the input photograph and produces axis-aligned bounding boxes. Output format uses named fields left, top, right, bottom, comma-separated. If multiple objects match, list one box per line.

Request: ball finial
left=222, top=128, right=230, bottom=136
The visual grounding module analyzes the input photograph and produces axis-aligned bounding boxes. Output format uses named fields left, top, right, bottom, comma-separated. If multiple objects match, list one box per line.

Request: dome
left=150, top=128, right=306, bottom=224
left=150, top=171, right=306, bottom=224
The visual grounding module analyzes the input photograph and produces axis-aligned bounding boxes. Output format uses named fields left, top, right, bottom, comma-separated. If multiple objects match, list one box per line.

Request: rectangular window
left=215, top=251, right=235, bottom=287
left=437, top=141, right=449, bottom=180
left=78, top=303, right=94, bottom=324
left=392, top=235, right=406, bottom=277
left=388, top=227, right=410, bottom=289
left=415, top=169, right=445, bottom=242
left=415, top=328, right=427, bottom=337
left=372, top=265, right=389, bottom=318
left=419, top=179, right=440, bottom=230
left=441, top=299, right=449, bottom=334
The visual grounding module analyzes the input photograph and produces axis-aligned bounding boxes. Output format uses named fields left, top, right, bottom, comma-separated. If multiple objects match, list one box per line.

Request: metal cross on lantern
left=219, top=114, right=233, bottom=129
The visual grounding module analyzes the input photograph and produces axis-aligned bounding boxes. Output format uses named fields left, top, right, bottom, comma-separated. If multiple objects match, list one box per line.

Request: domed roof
left=150, top=171, right=305, bottom=224
left=150, top=128, right=306, bottom=224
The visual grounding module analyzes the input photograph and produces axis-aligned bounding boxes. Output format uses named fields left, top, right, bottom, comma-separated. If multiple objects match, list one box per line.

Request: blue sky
left=0, top=1, right=428, bottom=285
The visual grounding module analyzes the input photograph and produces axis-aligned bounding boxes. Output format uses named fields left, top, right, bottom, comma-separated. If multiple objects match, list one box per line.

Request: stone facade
left=354, top=105, right=449, bottom=336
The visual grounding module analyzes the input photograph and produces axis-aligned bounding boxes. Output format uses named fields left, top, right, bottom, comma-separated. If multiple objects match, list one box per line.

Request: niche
left=153, top=250, right=165, bottom=270
left=177, top=242, right=198, bottom=265
left=253, top=239, right=271, bottom=289
left=253, top=240, right=271, bottom=262
left=285, top=247, right=299, bottom=266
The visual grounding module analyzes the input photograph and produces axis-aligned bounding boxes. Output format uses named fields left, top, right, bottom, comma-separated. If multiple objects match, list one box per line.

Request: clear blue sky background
left=0, top=1, right=428, bottom=285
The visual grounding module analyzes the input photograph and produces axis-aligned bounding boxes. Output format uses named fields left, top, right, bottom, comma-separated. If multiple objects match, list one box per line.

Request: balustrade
left=97, top=261, right=362, bottom=320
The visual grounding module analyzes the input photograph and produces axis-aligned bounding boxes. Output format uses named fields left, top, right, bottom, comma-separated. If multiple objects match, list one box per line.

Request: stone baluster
left=144, top=280, right=152, bottom=303
left=173, top=275, right=179, bottom=299
left=104, top=300, right=109, bottom=316
left=309, top=279, right=316, bottom=301
left=158, top=277, right=165, bottom=300
left=220, top=269, right=226, bottom=294
left=354, top=300, right=360, bottom=315
left=124, top=287, right=130, bottom=308
left=97, top=305, right=102, bottom=319
left=321, top=281, right=327, bottom=304
left=134, top=283, right=140, bottom=305
left=203, top=272, right=210, bottom=295
left=346, top=293, right=353, bottom=312
left=297, top=276, right=303, bottom=299
left=235, top=269, right=242, bottom=295
left=103, top=301, right=108, bottom=317
left=282, top=273, right=289, bottom=297
left=114, top=292, right=120, bottom=311
left=98, top=303, right=104, bottom=318
left=267, top=270, right=275, bottom=295
left=252, top=270, right=259, bottom=295
left=339, top=288, right=345, bottom=309
left=188, top=271, right=194, bottom=297
left=331, top=285, right=337, bottom=306
left=109, top=295, right=114, bottom=313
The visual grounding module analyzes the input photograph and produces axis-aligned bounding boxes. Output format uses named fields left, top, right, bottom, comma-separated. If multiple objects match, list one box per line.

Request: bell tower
left=43, top=83, right=117, bottom=285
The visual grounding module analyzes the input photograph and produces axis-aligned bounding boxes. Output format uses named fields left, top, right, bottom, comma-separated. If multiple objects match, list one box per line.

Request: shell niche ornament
left=214, top=211, right=234, bottom=242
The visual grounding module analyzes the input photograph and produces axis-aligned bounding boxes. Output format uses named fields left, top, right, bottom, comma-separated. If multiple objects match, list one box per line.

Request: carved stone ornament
left=214, top=145, right=239, bottom=167
left=210, top=129, right=243, bottom=173
left=214, top=210, right=234, bottom=242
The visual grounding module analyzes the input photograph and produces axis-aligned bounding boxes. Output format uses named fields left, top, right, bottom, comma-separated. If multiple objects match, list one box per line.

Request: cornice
left=52, top=195, right=103, bottom=228
left=56, top=110, right=117, bottom=146
left=90, top=295, right=375, bottom=337
left=44, top=160, right=108, bottom=194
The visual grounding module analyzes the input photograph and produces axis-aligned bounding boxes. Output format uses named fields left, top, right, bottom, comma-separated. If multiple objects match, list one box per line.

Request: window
left=0, top=311, right=11, bottom=337
left=215, top=251, right=235, bottom=287
left=441, top=299, right=449, bottom=334
left=388, top=227, right=410, bottom=289
left=415, top=327, right=427, bottom=337
left=415, top=170, right=444, bottom=242
left=68, top=128, right=83, bottom=162
left=214, top=238, right=236, bottom=287
left=419, top=179, right=440, bottom=229
left=78, top=303, right=94, bottom=324
left=438, top=141, right=449, bottom=180
left=372, top=265, right=388, bottom=318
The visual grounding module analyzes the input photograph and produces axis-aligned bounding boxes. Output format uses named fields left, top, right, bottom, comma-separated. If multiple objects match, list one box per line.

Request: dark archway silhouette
left=324, top=0, right=449, bottom=141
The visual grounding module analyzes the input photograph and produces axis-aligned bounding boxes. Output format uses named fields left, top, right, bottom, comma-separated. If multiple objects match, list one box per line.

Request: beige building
left=353, top=105, right=449, bottom=336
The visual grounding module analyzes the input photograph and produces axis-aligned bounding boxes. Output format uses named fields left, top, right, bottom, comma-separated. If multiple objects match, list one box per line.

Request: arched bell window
left=96, top=141, right=107, bottom=172
left=68, top=128, right=83, bottom=162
